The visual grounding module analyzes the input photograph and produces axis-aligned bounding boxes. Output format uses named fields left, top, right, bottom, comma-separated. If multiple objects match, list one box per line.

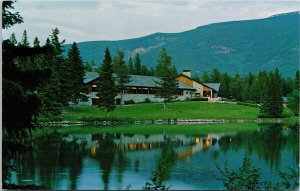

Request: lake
left=9, top=123, right=299, bottom=190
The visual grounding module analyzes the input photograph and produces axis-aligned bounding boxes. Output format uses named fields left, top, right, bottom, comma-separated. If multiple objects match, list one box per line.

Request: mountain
left=64, top=11, right=299, bottom=77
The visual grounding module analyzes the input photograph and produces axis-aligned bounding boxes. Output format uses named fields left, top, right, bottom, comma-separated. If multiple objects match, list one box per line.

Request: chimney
left=183, top=69, right=191, bottom=78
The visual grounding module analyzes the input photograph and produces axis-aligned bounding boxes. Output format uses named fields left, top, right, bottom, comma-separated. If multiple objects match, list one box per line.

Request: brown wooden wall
left=176, top=75, right=193, bottom=87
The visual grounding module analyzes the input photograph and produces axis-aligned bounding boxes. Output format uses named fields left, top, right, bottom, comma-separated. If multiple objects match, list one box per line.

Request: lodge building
left=81, top=70, right=220, bottom=106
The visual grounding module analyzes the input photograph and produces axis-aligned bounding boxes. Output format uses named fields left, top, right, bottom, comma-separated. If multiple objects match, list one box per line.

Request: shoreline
left=37, top=118, right=297, bottom=126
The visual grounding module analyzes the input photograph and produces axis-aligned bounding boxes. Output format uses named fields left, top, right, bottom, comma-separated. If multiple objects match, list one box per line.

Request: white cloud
left=2, top=0, right=300, bottom=44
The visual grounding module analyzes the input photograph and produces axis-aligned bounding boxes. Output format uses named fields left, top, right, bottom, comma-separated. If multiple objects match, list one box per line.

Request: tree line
left=8, top=29, right=85, bottom=116
left=84, top=52, right=155, bottom=76
left=192, top=68, right=299, bottom=117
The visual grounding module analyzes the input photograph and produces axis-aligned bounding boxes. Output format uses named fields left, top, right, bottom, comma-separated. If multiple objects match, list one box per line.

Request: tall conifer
left=9, top=32, right=17, bottom=45
left=97, top=48, right=117, bottom=114
left=134, top=53, right=142, bottom=75
left=113, top=50, right=131, bottom=105
left=155, top=48, right=178, bottom=110
left=67, top=42, right=85, bottom=103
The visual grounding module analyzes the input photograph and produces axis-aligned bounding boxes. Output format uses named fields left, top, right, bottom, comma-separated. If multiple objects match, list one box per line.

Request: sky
left=2, top=0, right=300, bottom=44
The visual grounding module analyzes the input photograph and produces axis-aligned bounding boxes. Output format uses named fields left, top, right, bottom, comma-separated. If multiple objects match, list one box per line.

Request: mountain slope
left=64, top=11, right=299, bottom=77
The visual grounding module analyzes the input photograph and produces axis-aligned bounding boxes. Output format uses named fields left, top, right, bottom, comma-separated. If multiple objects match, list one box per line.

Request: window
left=92, top=84, right=97, bottom=91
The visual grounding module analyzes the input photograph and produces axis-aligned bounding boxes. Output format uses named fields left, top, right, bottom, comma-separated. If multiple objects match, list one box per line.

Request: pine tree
left=97, top=48, right=117, bottom=114
left=33, top=36, right=40, bottom=47
left=134, top=53, right=142, bottom=75
left=19, top=30, right=29, bottom=47
left=113, top=50, right=131, bottom=105
left=9, top=32, right=17, bottom=45
left=219, top=72, right=231, bottom=98
left=49, top=27, right=70, bottom=106
left=128, top=57, right=134, bottom=74
left=229, top=74, right=243, bottom=101
left=202, top=71, right=211, bottom=82
left=141, top=64, right=148, bottom=75
left=287, top=70, right=300, bottom=116
left=67, top=42, right=85, bottom=103
left=211, top=68, right=222, bottom=82
left=155, top=48, right=178, bottom=110
left=294, top=70, right=299, bottom=90
left=260, top=69, right=283, bottom=118
left=39, top=71, right=62, bottom=116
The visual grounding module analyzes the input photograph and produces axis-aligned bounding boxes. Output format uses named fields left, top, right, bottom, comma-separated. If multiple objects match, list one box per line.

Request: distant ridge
left=64, top=11, right=299, bottom=77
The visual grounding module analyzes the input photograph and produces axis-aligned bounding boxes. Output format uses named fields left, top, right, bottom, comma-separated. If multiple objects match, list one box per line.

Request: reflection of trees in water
left=95, top=134, right=116, bottom=190
left=17, top=132, right=87, bottom=190
left=58, top=136, right=86, bottom=190
left=144, top=138, right=177, bottom=189
left=218, top=124, right=298, bottom=169
left=115, top=150, right=129, bottom=183
left=134, top=159, right=140, bottom=173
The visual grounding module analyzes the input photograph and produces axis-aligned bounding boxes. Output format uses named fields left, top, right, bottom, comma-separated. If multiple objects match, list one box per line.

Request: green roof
left=84, top=72, right=194, bottom=90
left=84, top=72, right=100, bottom=84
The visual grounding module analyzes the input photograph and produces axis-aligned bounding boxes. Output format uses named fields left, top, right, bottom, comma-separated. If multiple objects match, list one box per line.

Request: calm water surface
left=10, top=123, right=299, bottom=190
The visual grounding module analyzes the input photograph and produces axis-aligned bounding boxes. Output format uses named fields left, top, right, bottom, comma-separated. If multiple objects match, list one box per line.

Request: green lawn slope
left=55, top=101, right=260, bottom=121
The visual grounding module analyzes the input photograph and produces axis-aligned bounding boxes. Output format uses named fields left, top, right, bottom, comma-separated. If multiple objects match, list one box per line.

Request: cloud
left=2, top=1, right=300, bottom=44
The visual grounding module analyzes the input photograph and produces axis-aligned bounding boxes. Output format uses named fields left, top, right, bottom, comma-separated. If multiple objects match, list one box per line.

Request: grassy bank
left=34, top=123, right=264, bottom=136
left=42, top=101, right=264, bottom=121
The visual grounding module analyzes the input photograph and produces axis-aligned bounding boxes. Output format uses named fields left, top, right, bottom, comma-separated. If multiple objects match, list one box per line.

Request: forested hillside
left=64, top=11, right=299, bottom=77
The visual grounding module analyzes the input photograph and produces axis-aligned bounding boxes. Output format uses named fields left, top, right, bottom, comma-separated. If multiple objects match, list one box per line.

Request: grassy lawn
left=55, top=101, right=261, bottom=121
left=34, top=123, right=262, bottom=136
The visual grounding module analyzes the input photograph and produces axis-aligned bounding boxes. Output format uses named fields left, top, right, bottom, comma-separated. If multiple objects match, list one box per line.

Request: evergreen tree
left=141, top=64, right=148, bottom=75
left=128, top=57, right=134, bottom=74
left=191, top=75, right=201, bottom=83
left=155, top=48, right=178, bottom=110
left=9, top=32, right=17, bottom=45
left=67, top=42, right=85, bottom=103
left=272, top=68, right=283, bottom=117
left=211, top=68, right=222, bottom=82
left=250, top=78, right=261, bottom=103
left=282, top=77, right=294, bottom=97
left=19, top=30, right=29, bottom=47
left=113, top=50, right=131, bottom=105
left=134, top=53, right=142, bottom=75
left=229, top=74, right=243, bottom=101
left=260, top=69, right=283, bottom=118
left=219, top=72, right=231, bottom=98
left=39, top=71, right=62, bottom=116
left=97, top=48, right=117, bottom=114
left=288, top=89, right=299, bottom=116
left=33, top=36, right=40, bottom=47
left=294, top=70, right=299, bottom=90
left=84, top=61, right=92, bottom=72
left=49, top=27, right=70, bottom=106
left=287, top=70, right=300, bottom=116
left=202, top=71, right=211, bottom=82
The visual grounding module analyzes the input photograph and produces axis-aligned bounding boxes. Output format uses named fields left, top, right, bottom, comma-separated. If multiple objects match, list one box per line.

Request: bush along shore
left=37, top=117, right=297, bottom=126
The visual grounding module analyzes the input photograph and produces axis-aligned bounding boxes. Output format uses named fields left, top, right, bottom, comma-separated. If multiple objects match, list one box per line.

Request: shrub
left=191, top=97, right=208, bottom=101
left=124, top=99, right=135, bottom=105
left=144, top=98, right=152, bottom=103
left=184, top=97, right=191, bottom=101
left=217, top=153, right=299, bottom=190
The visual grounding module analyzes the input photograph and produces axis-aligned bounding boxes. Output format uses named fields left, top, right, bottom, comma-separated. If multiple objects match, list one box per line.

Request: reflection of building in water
left=178, top=134, right=224, bottom=160
left=68, top=133, right=233, bottom=157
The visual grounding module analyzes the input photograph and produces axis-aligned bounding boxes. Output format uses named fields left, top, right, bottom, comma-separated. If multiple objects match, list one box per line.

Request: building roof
left=84, top=72, right=100, bottom=84
left=203, top=83, right=221, bottom=91
left=282, top=97, right=288, bottom=103
left=84, top=72, right=195, bottom=90
left=177, top=74, right=221, bottom=92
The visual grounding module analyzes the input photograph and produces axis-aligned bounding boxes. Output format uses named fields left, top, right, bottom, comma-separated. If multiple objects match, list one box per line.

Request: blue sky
left=2, top=0, right=300, bottom=44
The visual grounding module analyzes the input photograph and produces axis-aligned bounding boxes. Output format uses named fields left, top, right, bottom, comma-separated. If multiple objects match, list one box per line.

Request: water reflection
left=10, top=124, right=299, bottom=190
